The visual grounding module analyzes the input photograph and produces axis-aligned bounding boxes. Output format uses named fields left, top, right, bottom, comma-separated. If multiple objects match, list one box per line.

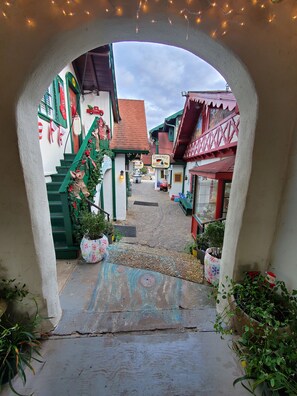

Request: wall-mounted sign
left=133, top=160, right=143, bottom=169
left=152, top=154, right=170, bottom=169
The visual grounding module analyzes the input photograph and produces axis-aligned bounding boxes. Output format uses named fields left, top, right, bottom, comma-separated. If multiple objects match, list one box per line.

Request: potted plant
left=195, top=233, right=210, bottom=265
left=80, top=211, right=109, bottom=263
left=214, top=272, right=297, bottom=395
left=104, top=221, right=114, bottom=245
left=0, top=280, right=42, bottom=395
left=203, top=221, right=225, bottom=284
left=0, top=279, right=28, bottom=318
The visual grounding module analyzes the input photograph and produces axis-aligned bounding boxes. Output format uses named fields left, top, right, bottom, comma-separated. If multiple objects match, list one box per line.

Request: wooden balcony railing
left=184, top=112, right=240, bottom=160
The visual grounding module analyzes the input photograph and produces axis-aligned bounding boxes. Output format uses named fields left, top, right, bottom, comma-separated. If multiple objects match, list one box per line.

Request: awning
left=189, top=156, right=235, bottom=180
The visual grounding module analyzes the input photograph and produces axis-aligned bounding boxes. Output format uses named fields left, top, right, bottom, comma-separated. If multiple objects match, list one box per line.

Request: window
left=39, top=85, right=54, bottom=119
left=174, top=173, right=182, bottom=183
left=222, top=182, right=231, bottom=217
left=194, top=177, right=218, bottom=222
left=38, top=76, right=67, bottom=128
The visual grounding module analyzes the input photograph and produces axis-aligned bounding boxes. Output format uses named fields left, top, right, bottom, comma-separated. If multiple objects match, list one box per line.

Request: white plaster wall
left=80, top=91, right=112, bottom=135
left=114, top=154, right=126, bottom=220
left=103, top=169, right=113, bottom=219
left=270, top=127, right=297, bottom=290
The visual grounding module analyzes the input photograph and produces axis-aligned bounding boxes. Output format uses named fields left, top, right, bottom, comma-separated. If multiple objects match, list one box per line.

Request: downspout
left=112, top=156, right=117, bottom=220
left=100, top=183, right=104, bottom=210
left=182, top=164, right=186, bottom=195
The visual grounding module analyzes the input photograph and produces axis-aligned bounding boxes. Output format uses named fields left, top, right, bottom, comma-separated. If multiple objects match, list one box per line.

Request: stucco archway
left=15, top=16, right=256, bottom=328
left=3, top=2, right=296, bottom=328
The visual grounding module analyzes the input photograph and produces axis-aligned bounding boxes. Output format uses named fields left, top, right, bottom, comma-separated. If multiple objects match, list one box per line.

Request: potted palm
left=80, top=211, right=109, bottom=263
left=203, top=221, right=225, bottom=284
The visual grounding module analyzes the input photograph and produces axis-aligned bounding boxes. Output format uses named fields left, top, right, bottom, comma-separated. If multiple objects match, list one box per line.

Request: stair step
left=49, top=201, right=63, bottom=213
left=52, top=227, right=67, bottom=243
left=51, top=213, right=65, bottom=227
left=46, top=182, right=61, bottom=192
left=56, top=166, right=69, bottom=174
left=60, top=159, right=73, bottom=167
left=54, top=242, right=79, bottom=259
left=51, top=174, right=66, bottom=183
left=47, top=192, right=61, bottom=201
left=63, top=153, right=76, bottom=161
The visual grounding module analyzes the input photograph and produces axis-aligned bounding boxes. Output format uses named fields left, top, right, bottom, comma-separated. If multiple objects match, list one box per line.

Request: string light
left=0, top=0, right=294, bottom=39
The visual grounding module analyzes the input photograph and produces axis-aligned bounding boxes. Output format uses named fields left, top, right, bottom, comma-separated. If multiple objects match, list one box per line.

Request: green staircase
left=47, top=153, right=79, bottom=259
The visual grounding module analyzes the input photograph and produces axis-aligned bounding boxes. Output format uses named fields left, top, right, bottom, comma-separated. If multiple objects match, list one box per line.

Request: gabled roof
left=173, top=91, right=237, bottom=160
left=72, top=44, right=120, bottom=122
left=150, top=109, right=183, bottom=138
left=187, top=91, right=236, bottom=111
left=110, top=99, right=149, bottom=153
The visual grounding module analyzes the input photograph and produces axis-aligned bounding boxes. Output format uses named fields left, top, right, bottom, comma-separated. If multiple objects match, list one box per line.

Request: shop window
left=174, top=173, right=182, bottom=183
left=194, top=177, right=218, bottom=222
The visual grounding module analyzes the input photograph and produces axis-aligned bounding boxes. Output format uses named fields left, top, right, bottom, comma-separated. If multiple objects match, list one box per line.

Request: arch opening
left=15, top=16, right=258, bottom=327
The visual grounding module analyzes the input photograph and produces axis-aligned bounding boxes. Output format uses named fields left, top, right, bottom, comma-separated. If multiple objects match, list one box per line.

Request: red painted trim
left=191, top=215, right=198, bottom=239
left=216, top=180, right=224, bottom=218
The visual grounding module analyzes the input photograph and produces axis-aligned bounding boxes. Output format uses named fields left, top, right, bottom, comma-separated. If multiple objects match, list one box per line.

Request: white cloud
left=113, top=42, right=226, bottom=129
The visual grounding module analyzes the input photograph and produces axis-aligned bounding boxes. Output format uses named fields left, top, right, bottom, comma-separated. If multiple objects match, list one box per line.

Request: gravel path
left=108, top=243, right=204, bottom=284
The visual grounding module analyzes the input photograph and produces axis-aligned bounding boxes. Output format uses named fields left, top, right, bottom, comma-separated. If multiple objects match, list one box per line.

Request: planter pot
left=197, top=249, right=206, bottom=265
left=204, top=248, right=221, bottom=285
left=191, top=247, right=198, bottom=257
left=107, top=233, right=113, bottom=245
left=229, top=295, right=290, bottom=336
left=80, top=234, right=109, bottom=263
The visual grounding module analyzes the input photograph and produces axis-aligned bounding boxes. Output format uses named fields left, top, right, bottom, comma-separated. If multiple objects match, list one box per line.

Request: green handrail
left=58, top=117, right=100, bottom=246
left=59, top=117, right=99, bottom=194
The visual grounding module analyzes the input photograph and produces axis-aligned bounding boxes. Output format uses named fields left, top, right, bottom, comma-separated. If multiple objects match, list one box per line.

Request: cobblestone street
left=116, top=179, right=193, bottom=252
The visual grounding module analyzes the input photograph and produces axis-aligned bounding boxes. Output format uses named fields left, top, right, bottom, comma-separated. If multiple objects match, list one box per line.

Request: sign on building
left=133, top=160, right=143, bottom=169
left=152, top=154, right=170, bottom=169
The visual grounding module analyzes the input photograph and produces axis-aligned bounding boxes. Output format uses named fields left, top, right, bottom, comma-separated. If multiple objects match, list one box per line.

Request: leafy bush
left=80, top=211, right=107, bottom=240
left=204, top=221, right=225, bottom=258
left=214, top=273, right=297, bottom=395
left=0, top=281, right=42, bottom=395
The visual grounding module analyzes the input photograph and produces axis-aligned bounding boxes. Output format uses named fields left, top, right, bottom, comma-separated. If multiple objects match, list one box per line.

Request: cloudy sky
left=113, top=42, right=226, bottom=130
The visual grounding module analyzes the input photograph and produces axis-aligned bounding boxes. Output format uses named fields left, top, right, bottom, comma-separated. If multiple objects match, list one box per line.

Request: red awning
left=189, top=156, right=235, bottom=180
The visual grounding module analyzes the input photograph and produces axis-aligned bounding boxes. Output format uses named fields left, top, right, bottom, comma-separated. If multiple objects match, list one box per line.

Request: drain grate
left=134, top=201, right=159, bottom=207
left=114, top=225, right=137, bottom=237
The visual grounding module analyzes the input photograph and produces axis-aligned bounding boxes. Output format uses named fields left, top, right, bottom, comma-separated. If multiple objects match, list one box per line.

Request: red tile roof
left=189, top=156, right=235, bottom=180
left=110, top=99, right=149, bottom=152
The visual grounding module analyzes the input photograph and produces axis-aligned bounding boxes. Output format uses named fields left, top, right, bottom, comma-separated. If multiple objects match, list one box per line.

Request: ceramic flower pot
left=80, top=234, right=109, bottom=263
left=204, top=247, right=221, bottom=285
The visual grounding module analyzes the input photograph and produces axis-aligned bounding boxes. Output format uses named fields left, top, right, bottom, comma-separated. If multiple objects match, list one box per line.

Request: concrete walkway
left=3, top=180, right=250, bottom=395
left=5, top=258, right=249, bottom=396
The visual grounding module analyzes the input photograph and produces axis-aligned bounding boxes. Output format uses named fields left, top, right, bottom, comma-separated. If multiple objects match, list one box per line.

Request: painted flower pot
left=80, top=234, right=109, bottom=263
left=204, top=248, right=221, bottom=285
